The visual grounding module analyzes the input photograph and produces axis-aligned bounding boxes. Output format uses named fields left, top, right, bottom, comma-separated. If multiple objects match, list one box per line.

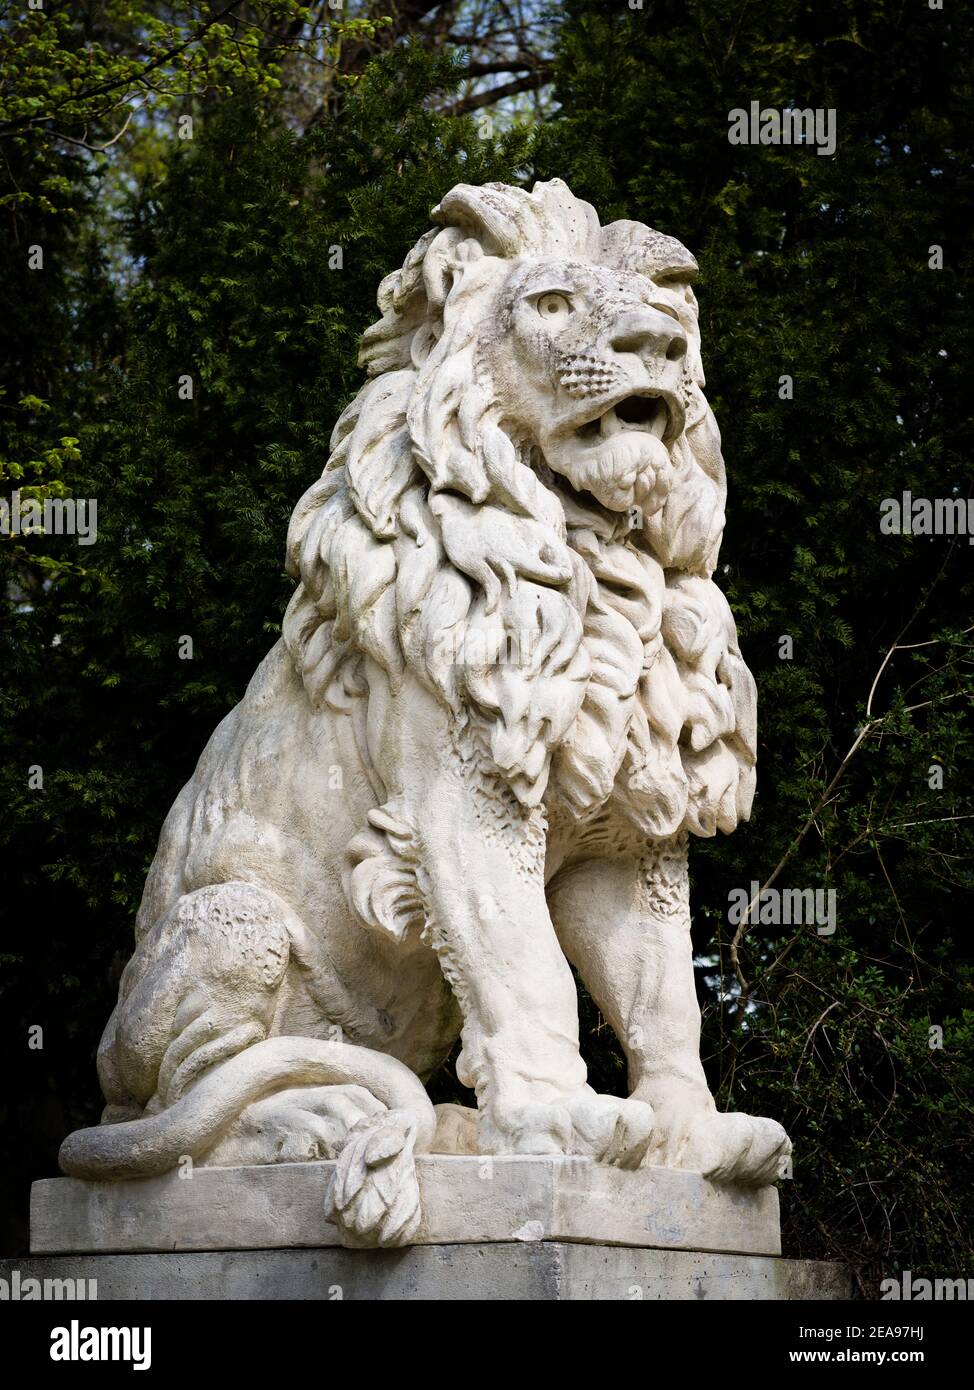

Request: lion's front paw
left=480, top=1090, right=654, bottom=1169
left=643, top=1096, right=790, bottom=1185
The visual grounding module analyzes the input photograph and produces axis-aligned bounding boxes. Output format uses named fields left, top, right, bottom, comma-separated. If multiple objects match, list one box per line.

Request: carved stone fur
left=60, top=180, right=790, bottom=1246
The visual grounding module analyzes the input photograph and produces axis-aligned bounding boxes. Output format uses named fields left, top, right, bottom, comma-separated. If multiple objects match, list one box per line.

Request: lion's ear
left=432, top=179, right=600, bottom=259
left=433, top=182, right=536, bottom=257
left=600, top=220, right=698, bottom=284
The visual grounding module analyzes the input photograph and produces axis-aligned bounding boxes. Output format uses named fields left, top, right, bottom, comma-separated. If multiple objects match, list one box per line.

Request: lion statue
left=60, top=179, right=790, bottom=1247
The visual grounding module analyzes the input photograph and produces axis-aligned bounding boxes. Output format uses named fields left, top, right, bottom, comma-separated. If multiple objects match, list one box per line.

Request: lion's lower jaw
left=546, top=430, right=674, bottom=514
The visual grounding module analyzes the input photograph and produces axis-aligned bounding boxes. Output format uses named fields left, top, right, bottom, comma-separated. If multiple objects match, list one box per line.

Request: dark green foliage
left=0, top=40, right=532, bottom=1252
left=536, top=0, right=974, bottom=1288
left=1, top=1, right=971, bottom=1289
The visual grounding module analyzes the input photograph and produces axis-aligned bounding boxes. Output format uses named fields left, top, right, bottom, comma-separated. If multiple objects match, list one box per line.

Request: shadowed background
left=1, top=1, right=971, bottom=1292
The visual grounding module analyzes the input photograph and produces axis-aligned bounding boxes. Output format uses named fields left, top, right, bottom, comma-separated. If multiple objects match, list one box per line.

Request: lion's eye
left=536, top=292, right=572, bottom=323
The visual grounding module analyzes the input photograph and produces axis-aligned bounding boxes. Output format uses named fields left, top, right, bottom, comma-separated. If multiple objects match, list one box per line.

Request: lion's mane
left=282, top=180, right=755, bottom=842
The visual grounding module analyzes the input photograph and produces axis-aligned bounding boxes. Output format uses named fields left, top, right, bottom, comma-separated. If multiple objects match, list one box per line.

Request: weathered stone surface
left=0, top=1245, right=851, bottom=1301
left=53, top=178, right=790, bottom=1249
left=31, top=1157, right=780, bottom=1256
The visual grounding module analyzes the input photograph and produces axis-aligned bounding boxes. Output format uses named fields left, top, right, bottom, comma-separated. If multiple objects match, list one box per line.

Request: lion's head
left=283, top=179, right=755, bottom=839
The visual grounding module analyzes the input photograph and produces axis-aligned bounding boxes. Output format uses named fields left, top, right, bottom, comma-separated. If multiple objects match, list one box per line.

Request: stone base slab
left=31, top=1156, right=780, bottom=1256
left=0, top=1245, right=850, bottom=1300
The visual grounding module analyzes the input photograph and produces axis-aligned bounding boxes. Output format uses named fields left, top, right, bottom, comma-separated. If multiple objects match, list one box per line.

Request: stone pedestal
left=21, top=1157, right=850, bottom=1300
left=31, top=1156, right=780, bottom=1257
left=0, top=1244, right=851, bottom=1301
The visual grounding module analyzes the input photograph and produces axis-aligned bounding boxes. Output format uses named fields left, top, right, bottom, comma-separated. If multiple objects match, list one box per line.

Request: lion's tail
left=59, top=1036, right=437, bottom=1246
left=59, top=1036, right=437, bottom=1179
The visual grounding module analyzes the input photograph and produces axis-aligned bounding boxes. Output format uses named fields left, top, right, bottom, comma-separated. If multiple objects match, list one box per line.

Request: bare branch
left=443, top=69, right=551, bottom=115
left=728, top=621, right=970, bottom=999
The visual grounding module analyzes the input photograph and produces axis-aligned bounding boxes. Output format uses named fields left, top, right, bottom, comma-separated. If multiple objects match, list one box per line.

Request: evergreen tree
left=0, top=35, right=531, bottom=1254
left=536, top=0, right=974, bottom=1283
left=2, top=0, right=970, bottom=1288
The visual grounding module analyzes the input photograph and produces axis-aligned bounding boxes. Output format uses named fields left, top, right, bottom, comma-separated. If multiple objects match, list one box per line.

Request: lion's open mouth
left=574, top=392, right=675, bottom=445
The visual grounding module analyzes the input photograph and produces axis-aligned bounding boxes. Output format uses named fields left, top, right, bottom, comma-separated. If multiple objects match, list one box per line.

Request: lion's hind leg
left=62, top=880, right=438, bottom=1246
left=105, top=881, right=292, bottom=1117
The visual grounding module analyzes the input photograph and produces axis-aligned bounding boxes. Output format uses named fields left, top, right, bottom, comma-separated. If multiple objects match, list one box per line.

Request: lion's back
left=132, top=640, right=372, bottom=942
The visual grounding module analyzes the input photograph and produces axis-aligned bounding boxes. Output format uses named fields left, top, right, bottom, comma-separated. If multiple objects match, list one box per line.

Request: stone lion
left=60, top=179, right=790, bottom=1246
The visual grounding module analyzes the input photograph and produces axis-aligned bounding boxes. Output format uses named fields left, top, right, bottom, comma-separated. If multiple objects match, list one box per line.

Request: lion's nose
left=609, top=306, right=687, bottom=363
